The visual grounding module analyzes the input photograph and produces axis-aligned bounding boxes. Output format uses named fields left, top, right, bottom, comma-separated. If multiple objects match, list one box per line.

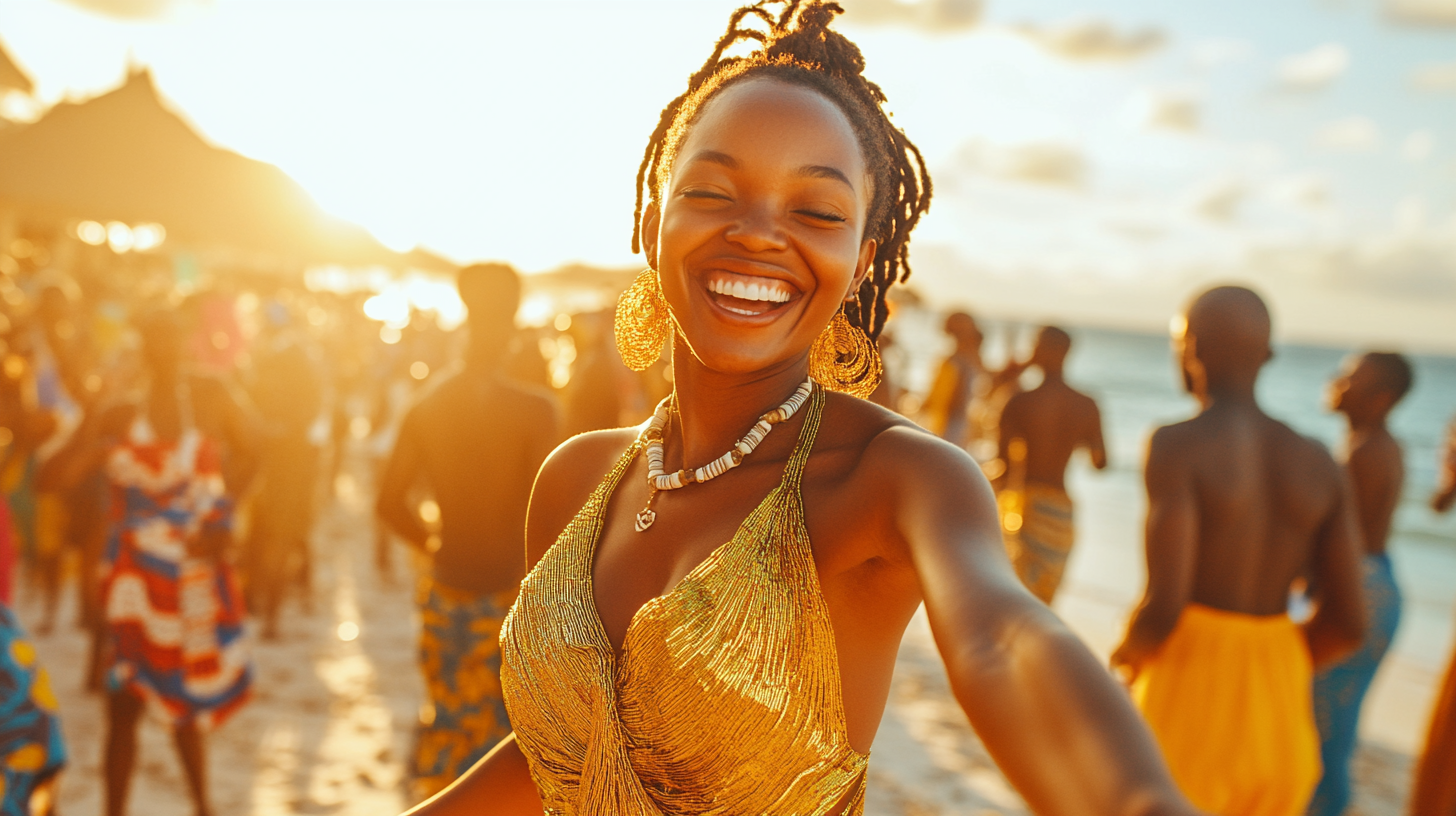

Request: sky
left=2, top=0, right=1454, bottom=349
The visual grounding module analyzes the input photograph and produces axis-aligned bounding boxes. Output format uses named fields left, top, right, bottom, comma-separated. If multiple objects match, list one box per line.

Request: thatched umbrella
left=0, top=68, right=451, bottom=271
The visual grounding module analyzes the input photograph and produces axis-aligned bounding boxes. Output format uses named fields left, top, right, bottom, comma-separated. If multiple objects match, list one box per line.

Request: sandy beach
left=21, top=436, right=1451, bottom=816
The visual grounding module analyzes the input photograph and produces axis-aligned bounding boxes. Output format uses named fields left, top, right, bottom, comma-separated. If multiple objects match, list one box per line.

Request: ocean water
left=888, top=309, right=1456, bottom=754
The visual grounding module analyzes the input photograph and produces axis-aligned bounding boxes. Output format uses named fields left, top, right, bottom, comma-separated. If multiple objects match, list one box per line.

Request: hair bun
left=764, top=2, right=868, bottom=81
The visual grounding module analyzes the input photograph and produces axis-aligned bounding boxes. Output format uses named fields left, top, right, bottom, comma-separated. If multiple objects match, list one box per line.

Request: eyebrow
left=686, top=150, right=856, bottom=190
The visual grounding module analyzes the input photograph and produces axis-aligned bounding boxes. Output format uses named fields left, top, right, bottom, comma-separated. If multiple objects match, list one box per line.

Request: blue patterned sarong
left=411, top=579, right=517, bottom=798
left=0, top=605, right=66, bottom=816
left=1309, top=552, right=1402, bottom=816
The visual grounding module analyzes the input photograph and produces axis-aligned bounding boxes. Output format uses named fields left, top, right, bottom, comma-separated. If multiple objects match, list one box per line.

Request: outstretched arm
left=402, top=735, right=542, bottom=816
left=884, top=429, right=1195, bottom=816
left=1111, top=428, right=1198, bottom=681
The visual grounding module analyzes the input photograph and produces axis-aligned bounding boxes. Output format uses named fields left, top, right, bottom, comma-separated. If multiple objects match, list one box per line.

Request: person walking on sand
left=375, top=263, right=559, bottom=801
left=1111, top=285, right=1367, bottom=816
left=1310, top=352, right=1413, bottom=816
left=1409, top=413, right=1456, bottom=816
left=991, top=326, right=1106, bottom=605
left=40, top=309, right=258, bottom=816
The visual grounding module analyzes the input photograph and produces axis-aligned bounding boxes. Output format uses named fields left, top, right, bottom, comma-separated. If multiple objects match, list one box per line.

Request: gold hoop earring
left=615, top=268, right=672, bottom=371
left=809, top=309, right=882, bottom=400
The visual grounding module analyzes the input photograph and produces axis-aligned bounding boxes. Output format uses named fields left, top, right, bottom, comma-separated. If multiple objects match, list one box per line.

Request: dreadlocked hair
left=631, top=0, right=932, bottom=341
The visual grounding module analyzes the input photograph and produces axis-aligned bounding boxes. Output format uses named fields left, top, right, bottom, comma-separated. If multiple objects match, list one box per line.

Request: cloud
left=1127, top=89, right=1200, bottom=133
left=1382, top=0, right=1456, bottom=26
left=1402, top=129, right=1437, bottom=162
left=1275, top=43, right=1349, bottom=91
left=838, top=0, right=981, bottom=32
left=57, top=0, right=208, bottom=18
left=1190, top=38, right=1254, bottom=70
left=1269, top=174, right=1331, bottom=210
left=1315, top=116, right=1381, bottom=152
left=1011, top=19, right=1165, bottom=62
left=954, top=140, right=1088, bottom=188
left=1186, top=177, right=1246, bottom=221
left=1410, top=60, right=1456, bottom=90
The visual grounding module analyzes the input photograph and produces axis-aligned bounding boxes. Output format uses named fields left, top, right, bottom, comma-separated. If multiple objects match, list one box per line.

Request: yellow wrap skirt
left=1132, top=603, right=1321, bottom=816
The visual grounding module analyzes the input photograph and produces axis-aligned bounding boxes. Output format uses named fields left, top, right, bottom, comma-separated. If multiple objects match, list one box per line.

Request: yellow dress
left=1132, top=603, right=1321, bottom=816
left=500, top=387, right=869, bottom=816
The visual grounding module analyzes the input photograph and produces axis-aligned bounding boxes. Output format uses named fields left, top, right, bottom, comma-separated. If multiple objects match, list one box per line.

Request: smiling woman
left=403, top=3, right=1200, bottom=816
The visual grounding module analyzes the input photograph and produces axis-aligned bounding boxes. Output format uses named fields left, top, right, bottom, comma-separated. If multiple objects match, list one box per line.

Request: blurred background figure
left=990, top=326, right=1106, bottom=605
left=40, top=310, right=257, bottom=816
left=920, top=311, right=982, bottom=448
left=245, top=306, right=325, bottom=640
left=0, top=604, right=65, bottom=816
left=562, top=310, right=625, bottom=437
left=1410, top=413, right=1456, bottom=816
left=1111, top=287, right=1366, bottom=815
left=375, top=263, right=559, bottom=801
left=1311, top=352, right=1414, bottom=816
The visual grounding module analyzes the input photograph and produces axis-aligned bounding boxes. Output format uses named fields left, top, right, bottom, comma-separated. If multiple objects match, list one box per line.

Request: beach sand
left=23, top=452, right=1446, bottom=815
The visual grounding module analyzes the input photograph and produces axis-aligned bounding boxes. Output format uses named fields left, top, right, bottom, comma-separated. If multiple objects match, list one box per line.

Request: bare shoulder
left=1269, top=416, right=1342, bottom=480
left=527, top=426, right=638, bottom=562
left=822, top=393, right=986, bottom=490
left=539, top=425, right=637, bottom=485
left=494, top=378, right=560, bottom=415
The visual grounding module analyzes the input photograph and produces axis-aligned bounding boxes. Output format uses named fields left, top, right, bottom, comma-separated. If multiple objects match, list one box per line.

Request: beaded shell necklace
left=634, top=377, right=815, bottom=532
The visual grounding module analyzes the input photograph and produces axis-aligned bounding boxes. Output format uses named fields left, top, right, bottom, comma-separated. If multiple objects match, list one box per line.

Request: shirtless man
left=1310, top=352, right=1413, bottom=816
left=1110, top=285, right=1366, bottom=816
left=993, top=326, right=1106, bottom=604
left=375, top=263, right=559, bottom=800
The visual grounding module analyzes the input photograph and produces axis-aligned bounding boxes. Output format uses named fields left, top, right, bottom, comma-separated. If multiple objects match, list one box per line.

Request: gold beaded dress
left=500, top=387, right=869, bottom=815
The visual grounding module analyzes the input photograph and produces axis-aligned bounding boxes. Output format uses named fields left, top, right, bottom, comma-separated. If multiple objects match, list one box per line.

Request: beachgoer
left=992, top=326, right=1106, bottom=604
left=246, top=330, right=325, bottom=639
left=375, top=263, right=559, bottom=800
left=0, top=604, right=65, bottom=816
left=1409, top=413, right=1456, bottom=816
left=920, top=311, right=981, bottom=447
left=404, top=4, right=1198, bottom=815
left=1309, top=352, right=1413, bottom=816
left=1110, top=286, right=1367, bottom=816
left=40, top=309, right=258, bottom=816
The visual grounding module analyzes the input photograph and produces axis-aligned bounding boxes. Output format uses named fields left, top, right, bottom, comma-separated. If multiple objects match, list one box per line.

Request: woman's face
left=643, top=78, right=876, bottom=377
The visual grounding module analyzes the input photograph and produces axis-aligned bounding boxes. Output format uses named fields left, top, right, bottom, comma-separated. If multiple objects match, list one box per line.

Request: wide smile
left=701, top=271, right=800, bottom=319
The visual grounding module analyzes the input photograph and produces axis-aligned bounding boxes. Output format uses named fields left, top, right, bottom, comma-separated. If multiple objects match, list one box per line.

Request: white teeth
left=709, top=276, right=791, bottom=304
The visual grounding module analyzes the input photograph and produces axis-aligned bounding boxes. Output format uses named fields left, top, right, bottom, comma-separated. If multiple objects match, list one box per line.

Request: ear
left=641, top=200, right=662, bottom=271
left=845, top=238, right=878, bottom=303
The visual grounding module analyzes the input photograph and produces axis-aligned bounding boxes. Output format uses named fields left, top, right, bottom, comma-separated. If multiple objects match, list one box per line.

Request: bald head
left=1178, top=286, right=1272, bottom=395
left=1032, top=326, right=1071, bottom=372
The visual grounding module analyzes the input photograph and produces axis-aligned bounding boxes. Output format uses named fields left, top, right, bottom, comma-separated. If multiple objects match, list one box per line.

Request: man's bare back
left=1151, top=406, right=1346, bottom=615
left=1114, top=286, right=1364, bottom=673
left=376, top=264, right=560, bottom=597
left=996, top=327, right=1105, bottom=492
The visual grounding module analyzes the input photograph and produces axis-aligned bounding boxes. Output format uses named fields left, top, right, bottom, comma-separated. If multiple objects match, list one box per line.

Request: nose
left=723, top=202, right=788, bottom=253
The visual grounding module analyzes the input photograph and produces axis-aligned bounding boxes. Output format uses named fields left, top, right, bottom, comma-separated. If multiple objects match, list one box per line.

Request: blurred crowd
left=0, top=229, right=1452, bottom=816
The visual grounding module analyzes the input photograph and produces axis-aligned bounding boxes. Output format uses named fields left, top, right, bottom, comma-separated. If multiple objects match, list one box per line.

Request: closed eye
left=797, top=209, right=847, bottom=223
left=682, top=189, right=731, bottom=201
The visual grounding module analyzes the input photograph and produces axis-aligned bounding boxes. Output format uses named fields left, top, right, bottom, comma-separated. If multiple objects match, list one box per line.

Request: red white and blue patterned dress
left=101, top=412, right=251, bottom=727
